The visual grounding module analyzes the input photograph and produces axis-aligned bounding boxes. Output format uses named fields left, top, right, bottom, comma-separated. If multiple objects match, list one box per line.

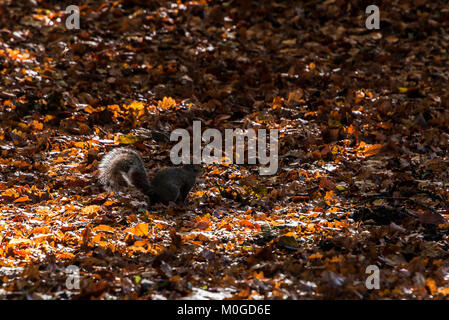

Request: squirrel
left=98, top=148, right=203, bottom=205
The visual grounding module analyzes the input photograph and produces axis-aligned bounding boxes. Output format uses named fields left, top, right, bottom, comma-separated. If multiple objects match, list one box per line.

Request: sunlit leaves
left=125, top=223, right=149, bottom=237
left=357, top=142, right=383, bottom=158
left=81, top=205, right=101, bottom=216
left=114, top=134, right=141, bottom=145
left=0, top=48, right=34, bottom=62
left=157, top=97, right=176, bottom=110
left=0, top=0, right=446, bottom=301
left=93, top=225, right=115, bottom=233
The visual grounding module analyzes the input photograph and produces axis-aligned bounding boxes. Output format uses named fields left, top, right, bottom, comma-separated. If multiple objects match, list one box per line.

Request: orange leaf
left=126, top=223, right=149, bottom=237
left=94, top=225, right=115, bottom=233
left=57, top=252, right=75, bottom=260
left=253, top=271, right=264, bottom=280
left=426, top=278, right=437, bottom=295
left=103, top=200, right=115, bottom=206
left=92, top=233, right=108, bottom=247
left=31, top=226, right=50, bottom=234
left=347, top=124, right=356, bottom=135
left=14, top=196, right=30, bottom=203
left=81, top=205, right=101, bottom=215
left=364, top=144, right=382, bottom=157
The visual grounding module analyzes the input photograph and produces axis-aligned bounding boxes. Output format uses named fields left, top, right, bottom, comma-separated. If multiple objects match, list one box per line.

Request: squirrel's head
left=182, top=163, right=204, bottom=176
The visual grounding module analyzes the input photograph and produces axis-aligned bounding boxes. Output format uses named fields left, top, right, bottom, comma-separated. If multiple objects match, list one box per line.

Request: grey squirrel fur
left=98, top=148, right=202, bottom=204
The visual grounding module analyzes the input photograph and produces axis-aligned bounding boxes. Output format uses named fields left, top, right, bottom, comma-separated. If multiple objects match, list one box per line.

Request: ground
left=0, top=0, right=449, bottom=299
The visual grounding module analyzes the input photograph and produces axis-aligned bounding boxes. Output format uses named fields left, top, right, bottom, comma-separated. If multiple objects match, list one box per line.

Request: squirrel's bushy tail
left=98, top=148, right=152, bottom=195
left=98, top=148, right=128, bottom=189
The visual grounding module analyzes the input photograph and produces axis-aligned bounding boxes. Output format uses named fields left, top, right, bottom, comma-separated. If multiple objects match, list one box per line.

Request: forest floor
left=0, top=0, right=449, bottom=299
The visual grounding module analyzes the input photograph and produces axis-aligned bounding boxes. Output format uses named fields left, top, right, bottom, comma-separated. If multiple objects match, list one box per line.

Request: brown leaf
left=408, top=210, right=447, bottom=225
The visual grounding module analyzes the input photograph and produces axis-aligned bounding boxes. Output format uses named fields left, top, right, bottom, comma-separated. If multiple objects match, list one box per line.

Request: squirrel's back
left=148, top=164, right=203, bottom=204
left=150, top=165, right=201, bottom=188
